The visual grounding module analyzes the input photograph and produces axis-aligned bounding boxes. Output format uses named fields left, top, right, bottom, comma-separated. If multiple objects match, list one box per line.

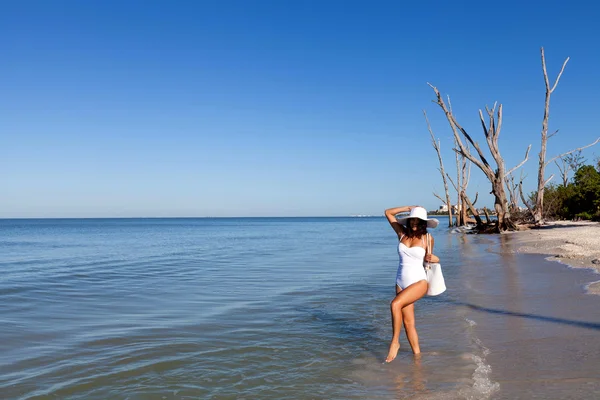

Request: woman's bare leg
left=402, top=304, right=421, bottom=354
left=386, top=280, right=427, bottom=363
left=387, top=285, right=404, bottom=362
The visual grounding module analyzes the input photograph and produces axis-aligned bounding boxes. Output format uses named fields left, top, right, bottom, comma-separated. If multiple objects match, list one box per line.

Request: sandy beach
left=510, top=221, right=600, bottom=295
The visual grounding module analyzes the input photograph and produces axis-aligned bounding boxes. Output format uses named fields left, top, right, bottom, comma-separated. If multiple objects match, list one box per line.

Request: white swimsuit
left=395, top=234, right=427, bottom=289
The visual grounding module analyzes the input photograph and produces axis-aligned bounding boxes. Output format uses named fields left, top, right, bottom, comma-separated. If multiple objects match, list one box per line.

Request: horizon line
left=0, top=214, right=452, bottom=220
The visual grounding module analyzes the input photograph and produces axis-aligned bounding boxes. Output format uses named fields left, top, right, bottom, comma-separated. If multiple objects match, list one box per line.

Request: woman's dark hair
left=404, top=218, right=428, bottom=239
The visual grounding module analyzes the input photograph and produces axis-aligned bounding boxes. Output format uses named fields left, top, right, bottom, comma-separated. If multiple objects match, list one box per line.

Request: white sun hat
left=396, top=206, right=439, bottom=229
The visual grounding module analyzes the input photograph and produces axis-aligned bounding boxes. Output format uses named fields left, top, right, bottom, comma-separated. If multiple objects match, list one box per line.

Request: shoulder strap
left=426, top=233, right=431, bottom=254
left=399, top=233, right=405, bottom=241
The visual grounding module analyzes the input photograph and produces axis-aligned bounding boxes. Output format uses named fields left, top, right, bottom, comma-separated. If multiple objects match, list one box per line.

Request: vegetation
left=528, top=163, right=600, bottom=221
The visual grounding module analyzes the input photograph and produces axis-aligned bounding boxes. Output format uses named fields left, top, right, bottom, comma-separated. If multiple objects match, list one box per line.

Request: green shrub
left=575, top=211, right=593, bottom=220
left=530, top=164, right=600, bottom=220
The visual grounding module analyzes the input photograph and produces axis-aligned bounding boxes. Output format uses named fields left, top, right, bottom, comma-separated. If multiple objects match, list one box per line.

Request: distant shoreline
left=0, top=215, right=392, bottom=220
left=0, top=214, right=455, bottom=220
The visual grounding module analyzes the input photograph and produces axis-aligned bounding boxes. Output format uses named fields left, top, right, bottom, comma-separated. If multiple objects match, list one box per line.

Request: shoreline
left=509, top=221, right=600, bottom=295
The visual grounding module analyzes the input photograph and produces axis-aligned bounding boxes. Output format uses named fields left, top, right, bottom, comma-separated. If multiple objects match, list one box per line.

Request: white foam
left=543, top=256, right=600, bottom=296
left=543, top=255, right=600, bottom=274
left=456, top=318, right=500, bottom=399
left=584, top=279, right=600, bottom=292
left=450, top=225, right=477, bottom=234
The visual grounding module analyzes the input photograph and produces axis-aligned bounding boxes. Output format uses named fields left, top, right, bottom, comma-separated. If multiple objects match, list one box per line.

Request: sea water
left=1, top=217, right=598, bottom=399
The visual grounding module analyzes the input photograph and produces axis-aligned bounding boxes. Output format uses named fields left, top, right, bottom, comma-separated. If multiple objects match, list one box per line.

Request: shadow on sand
left=430, top=297, right=600, bottom=330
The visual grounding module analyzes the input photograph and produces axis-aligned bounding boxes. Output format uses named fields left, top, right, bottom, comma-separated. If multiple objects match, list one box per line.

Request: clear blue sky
left=2, top=0, right=599, bottom=217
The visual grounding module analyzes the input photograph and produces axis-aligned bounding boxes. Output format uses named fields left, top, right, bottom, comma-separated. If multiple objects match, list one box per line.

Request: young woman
left=384, top=205, right=439, bottom=363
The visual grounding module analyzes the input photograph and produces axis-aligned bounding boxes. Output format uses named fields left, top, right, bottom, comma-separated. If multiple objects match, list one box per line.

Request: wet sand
left=456, top=233, right=600, bottom=399
left=509, top=221, right=600, bottom=294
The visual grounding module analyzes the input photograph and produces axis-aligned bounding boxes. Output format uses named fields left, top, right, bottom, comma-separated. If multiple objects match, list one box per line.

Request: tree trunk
left=534, top=47, right=569, bottom=225
left=493, top=180, right=516, bottom=231
left=461, top=196, right=468, bottom=225
left=533, top=82, right=551, bottom=225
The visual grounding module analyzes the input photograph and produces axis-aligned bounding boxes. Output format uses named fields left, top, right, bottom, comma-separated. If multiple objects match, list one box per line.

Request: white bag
left=424, top=234, right=446, bottom=296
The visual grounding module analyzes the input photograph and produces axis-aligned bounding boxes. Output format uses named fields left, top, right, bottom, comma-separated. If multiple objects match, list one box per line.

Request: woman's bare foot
left=386, top=341, right=400, bottom=363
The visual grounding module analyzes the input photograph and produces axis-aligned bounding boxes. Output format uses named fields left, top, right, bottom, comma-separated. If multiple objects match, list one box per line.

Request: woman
left=384, top=205, right=440, bottom=363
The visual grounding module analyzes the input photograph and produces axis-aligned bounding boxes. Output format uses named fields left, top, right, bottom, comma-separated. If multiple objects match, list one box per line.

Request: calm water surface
left=1, top=217, right=598, bottom=399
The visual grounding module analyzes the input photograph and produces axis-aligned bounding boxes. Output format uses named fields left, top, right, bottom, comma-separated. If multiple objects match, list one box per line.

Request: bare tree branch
left=554, top=158, right=569, bottom=187
left=433, top=192, right=446, bottom=203
left=545, top=137, right=600, bottom=166
left=519, top=179, right=534, bottom=218
left=465, top=155, right=472, bottom=188
left=544, top=174, right=555, bottom=186
left=454, top=136, right=463, bottom=226
left=547, top=129, right=559, bottom=140
left=506, top=144, right=532, bottom=176
left=446, top=173, right=459, bottom=192
left=541, top=47, right=570, bottom=93
left=428, top=83, right=491, bottom=176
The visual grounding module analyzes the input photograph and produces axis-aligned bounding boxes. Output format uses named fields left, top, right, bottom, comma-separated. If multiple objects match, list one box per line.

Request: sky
left=2, top=0, right=600, bottom=218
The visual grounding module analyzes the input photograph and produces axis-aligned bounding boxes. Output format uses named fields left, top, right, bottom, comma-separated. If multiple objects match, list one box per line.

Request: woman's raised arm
left=384, top=206, right=418, bottom=237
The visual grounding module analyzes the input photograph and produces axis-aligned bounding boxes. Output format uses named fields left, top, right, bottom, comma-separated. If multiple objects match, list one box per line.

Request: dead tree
left=453, top=139, right=463, bottom=226
left=554, top=158, right=570, bottom=188
left=534, top=47, right=569, bottom=224
left=506, top=174, right=519, bottom=213
left=446, top=143, right=472, bottom=227
left=444, top=95, right=469, bottom=227
left=519, top=173, right=535, bottom=220
left=424, top=110, right=453, bottom=227
left=429, top=84, right=531, bottom=232
left=447, top=175, right=480, bottom=227
left=505, top=147, right=532, bottom=213
left=555, top=150, right=586, bottom=187
left=435, top=95, right=474, bottom=228
left=456, top=139, right=472, bottom=226
left=458, top=148, right=472, bottom=225
left=450, top=114, right=472, bottom=226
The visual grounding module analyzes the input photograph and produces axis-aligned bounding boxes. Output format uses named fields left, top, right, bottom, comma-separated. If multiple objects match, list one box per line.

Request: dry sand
left=509, top=221, right=600, bottom=295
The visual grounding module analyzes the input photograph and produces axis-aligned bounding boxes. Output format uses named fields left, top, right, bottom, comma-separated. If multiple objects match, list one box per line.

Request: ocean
left=1, top=217, right=599, bottom=399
